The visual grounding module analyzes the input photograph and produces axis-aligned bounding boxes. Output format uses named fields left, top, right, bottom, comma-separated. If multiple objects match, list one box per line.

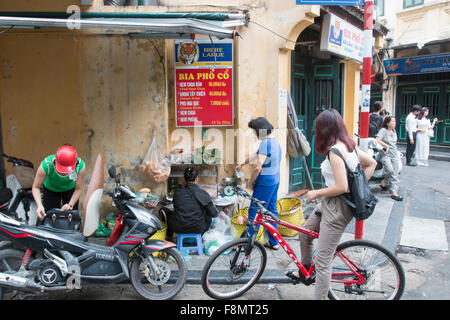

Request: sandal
left=263, top=243, right=279, bottom=250
left=391, top=194, right=403, bottom=201
left=379, top=184, right=388, bottom=191
left=284, top=270, right=301, bottom=284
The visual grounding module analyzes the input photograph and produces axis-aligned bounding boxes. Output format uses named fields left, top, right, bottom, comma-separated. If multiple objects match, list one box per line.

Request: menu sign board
left=175, top=39, right=233, bottom=127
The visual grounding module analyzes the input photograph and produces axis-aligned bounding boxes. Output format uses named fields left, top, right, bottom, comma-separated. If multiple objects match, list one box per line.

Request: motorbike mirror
left=368, top=140, right=378, bottom=149
left=108, top=166, right=117, bottom=179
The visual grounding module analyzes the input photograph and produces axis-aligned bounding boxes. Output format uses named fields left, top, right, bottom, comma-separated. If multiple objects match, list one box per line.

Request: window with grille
left=403, top=0, right=424, bottom=9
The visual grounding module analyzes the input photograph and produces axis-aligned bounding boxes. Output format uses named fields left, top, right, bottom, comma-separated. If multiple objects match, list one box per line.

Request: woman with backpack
left=284, top=109, right=376, bottom=300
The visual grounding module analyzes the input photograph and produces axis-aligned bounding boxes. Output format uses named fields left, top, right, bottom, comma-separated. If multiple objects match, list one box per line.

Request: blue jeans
left=247, top=183, right=279, bottom=246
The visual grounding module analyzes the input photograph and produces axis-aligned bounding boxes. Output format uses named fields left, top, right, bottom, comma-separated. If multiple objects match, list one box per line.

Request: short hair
left=314, top=108, right=355, bottom=156
left=412, top=105, right=422, bottom=112
left=248, top=117, right=274, bottom=138
left=372, top=101, right=383, bottom=113
left=184, top=167, right=198, bottom=182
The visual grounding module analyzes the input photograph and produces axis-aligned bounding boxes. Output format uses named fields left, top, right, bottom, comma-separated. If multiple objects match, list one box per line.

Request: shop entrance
left=396, top=72, right=450, bottom=147
left=289, top=45, right=343, bottom=192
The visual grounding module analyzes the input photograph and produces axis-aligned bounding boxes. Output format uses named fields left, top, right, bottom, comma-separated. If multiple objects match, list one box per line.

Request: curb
left=186, top=269, right=292, bottom=285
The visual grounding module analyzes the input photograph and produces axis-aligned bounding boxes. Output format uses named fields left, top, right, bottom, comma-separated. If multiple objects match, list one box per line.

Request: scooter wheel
left=129, top=247, right=187, bottom=300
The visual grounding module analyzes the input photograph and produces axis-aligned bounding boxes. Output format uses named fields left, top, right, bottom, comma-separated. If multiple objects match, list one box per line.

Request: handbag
left=428, top=128, right=434, bottom=138
left=42, top=209, right=81, bottom=231
left=329, top=148, right=378, bottom=221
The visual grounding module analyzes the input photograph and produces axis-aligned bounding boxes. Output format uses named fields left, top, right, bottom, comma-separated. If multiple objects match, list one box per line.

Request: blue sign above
left=296, top=0, right=364, bottom=5
left=383, top=53, right=450, bottom=76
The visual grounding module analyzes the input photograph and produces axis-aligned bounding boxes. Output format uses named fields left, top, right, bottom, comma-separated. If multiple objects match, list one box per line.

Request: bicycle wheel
left=328, top=240, right=405, bottom=300
left=129, top=247, right=187, bottom=300
left=201, top=238, right=267, bottom=300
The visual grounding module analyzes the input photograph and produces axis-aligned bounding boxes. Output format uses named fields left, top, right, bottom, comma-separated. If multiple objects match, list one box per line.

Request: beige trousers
left=299, top=196, right=353, bottom=300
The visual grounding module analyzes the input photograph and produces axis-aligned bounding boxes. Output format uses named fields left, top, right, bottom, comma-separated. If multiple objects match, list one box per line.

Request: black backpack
left=329, top=148, right=378, bottom=221
left=368, top=114, right=380, bottom=137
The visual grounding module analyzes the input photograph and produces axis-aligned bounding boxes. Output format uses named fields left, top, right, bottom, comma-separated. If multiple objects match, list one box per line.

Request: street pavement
left=6, top=150, right=450, bottom=301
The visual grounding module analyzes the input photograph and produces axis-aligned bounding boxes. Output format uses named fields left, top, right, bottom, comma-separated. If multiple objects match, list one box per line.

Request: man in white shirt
left=405, top=105, right=421, bottom=166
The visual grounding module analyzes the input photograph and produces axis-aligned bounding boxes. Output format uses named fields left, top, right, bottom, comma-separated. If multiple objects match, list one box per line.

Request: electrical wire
left=208, top=35, right=217, bottom=72
left=249, top=20, right=296, bottom=44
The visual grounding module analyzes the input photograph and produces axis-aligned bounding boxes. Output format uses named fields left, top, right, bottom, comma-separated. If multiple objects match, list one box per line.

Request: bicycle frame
left=251, top=209, right=365, bottom=285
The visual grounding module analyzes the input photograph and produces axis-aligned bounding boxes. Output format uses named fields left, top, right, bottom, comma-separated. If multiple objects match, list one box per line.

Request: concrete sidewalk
left=180, top=186, right=401, bottom=285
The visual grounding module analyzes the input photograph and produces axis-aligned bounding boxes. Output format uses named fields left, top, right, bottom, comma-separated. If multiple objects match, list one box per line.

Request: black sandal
left=379, top=184, right=388, bottom=191
left=263, top=243, right=279, bottom=250
left=284, top=270, right=302, bottom=284
left=391, top=194, right=403, bottom=201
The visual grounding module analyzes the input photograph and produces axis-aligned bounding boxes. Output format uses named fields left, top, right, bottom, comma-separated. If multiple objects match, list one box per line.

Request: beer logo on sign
left=178, top=41, right=199, bottom=65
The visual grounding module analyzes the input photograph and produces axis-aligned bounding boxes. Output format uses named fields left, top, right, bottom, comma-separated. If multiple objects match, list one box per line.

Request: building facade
left=375, top=0, right=450, bottom=147
left=0, top=0, right=386, bottom=217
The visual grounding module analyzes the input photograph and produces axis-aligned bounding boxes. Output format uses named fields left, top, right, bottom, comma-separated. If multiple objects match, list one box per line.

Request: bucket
left=231, top=208, right=264, bottom=243
left=276, top=198, right=305, bottom=237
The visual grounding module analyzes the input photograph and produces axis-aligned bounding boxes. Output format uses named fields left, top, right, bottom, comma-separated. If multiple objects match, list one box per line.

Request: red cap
left=55, top=145, right=78, bottom=174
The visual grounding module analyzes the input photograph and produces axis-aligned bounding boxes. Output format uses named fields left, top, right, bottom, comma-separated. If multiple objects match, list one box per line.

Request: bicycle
left=201, top=185, right=405, bottom=300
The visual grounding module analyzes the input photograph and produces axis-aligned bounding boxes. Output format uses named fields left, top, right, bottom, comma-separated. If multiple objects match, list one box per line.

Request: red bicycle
left=201, top=186, right=405, bottom=300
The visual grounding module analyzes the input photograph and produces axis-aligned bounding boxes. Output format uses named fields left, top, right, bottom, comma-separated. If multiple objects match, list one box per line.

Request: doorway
left=289, top=47, right=344, bottom=192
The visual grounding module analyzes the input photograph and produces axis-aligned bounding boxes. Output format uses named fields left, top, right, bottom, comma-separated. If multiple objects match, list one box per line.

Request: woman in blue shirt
left=236, top=117, right=282, bottom=250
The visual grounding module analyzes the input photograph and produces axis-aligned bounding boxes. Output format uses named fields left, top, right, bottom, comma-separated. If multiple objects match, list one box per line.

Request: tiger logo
left=178, top=41, right=199, bottom=65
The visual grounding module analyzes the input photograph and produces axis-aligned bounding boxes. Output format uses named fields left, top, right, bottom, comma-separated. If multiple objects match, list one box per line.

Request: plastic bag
left=140, top=137, right=171, bottom=183
left=203, top=212, right=236, bottom=255
left=95, top=213, right=116, bottom=237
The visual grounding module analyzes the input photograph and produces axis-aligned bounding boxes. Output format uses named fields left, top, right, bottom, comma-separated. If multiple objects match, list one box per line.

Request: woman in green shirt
left=32, top=145, right=86, bottom=220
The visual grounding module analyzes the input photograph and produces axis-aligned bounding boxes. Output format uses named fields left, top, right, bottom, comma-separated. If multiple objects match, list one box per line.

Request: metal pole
left=356, top=0, right=374, bottom=240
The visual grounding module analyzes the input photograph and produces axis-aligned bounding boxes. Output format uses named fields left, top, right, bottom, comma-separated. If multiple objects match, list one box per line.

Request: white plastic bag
left=203, top=212, right=236, bottom=255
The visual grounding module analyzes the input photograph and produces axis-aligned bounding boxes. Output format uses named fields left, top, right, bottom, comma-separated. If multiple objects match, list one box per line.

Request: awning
left=0, top=13, right=246, bottom=39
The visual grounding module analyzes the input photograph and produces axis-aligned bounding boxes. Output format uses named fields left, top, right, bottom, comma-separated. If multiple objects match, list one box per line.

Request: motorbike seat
left=0, top=188, right=13, bottom=207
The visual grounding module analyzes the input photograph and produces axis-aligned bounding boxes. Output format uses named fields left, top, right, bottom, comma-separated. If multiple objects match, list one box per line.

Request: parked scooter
left=0, top=154, right=36, bottom=224
left=366, top=137, right=403, bottom=186
left=0, top=165, right=187, bottom=300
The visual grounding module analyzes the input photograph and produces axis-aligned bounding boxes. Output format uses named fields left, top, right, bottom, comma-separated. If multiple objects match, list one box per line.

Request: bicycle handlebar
left=2, top=154, right=34, bottom=168
left=234, top=186, right=280, bottom=222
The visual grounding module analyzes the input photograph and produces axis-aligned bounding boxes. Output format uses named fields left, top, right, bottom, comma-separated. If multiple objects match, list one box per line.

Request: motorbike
left=0, top=154, right=36, bottom=224
left=0, top=165, right=187, bottom=300
left=366, top=137, right=403, bottom=186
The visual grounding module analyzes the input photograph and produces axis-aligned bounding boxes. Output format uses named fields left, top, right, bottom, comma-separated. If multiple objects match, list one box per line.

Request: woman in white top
left=415, top=107, right=438, bottom=167
left=284, top=109, right=376, bottom=300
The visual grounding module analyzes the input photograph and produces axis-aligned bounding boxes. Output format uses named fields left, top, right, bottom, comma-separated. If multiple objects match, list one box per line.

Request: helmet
left=55, top=145, right=78, bottom=174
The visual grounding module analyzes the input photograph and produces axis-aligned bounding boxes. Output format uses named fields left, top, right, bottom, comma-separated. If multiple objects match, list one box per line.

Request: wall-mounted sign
left=296, top=0, right=364, bottom=5
left=174, top=39, right=233, bottom=127
left=320, top=13, right=366, bottom=63
left=383, top=53, right=450, bottom=76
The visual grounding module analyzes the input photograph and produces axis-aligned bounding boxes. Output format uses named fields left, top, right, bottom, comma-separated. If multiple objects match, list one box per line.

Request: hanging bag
left=329, top=148, right=378, bottom=221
